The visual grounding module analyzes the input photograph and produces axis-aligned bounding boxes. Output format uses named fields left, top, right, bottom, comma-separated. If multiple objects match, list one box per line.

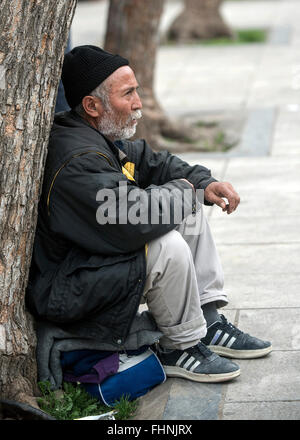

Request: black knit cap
left=61, top=45, right=129, bottom=109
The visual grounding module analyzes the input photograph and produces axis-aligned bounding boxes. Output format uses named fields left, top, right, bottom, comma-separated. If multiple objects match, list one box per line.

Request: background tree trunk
left=0, top=0, right=76, bottom=404
left=105, top=0, right=191, bottom=150
left=168, top=0, right=233, bottom=43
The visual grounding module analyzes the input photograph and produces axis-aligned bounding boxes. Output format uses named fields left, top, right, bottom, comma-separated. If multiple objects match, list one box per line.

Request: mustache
left=130, top=110, right=142, bottom=120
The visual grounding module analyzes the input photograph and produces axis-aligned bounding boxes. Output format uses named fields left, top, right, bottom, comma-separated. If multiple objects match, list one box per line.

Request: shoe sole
left=207, top=345, right=272, bottom=359
left=163, top=365, right=240, bottom=383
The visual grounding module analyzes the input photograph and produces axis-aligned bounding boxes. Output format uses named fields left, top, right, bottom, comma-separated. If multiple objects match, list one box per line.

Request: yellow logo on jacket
left=122, top=162, right=135, bottom=181
left=121, top=161, right=148, bottom=256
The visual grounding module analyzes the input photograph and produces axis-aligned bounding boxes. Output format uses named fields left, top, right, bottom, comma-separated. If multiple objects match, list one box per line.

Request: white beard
left=97, top=108, right=142, bottom=140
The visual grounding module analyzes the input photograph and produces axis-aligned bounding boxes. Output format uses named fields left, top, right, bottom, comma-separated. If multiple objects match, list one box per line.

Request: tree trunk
left=168, top=0, right=233, bottom=43
left=0, top=0, right=76, bottom=404
left=104, top=0, right=190, bottom=150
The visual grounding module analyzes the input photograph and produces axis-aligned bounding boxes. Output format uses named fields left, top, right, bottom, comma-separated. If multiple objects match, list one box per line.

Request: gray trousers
left=142, top=206, right=228, bottom=350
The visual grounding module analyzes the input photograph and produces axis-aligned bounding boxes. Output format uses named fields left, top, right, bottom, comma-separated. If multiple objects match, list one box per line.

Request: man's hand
left=204, top=182, right=240, bottom=214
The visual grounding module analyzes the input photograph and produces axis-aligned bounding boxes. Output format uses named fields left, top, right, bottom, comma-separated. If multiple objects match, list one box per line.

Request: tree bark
left=168, top=0, right=233, bottom=43
left=104, top=0, right=190, bottom=150
left=0, top=0, right=76, bottom=403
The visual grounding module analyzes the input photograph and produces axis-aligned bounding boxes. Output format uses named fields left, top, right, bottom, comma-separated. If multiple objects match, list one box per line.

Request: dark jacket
left=26, top=110, right=217, bottom=348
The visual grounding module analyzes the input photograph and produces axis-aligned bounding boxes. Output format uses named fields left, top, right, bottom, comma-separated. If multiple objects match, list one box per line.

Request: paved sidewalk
left=72, top=0, right=300, bottom=420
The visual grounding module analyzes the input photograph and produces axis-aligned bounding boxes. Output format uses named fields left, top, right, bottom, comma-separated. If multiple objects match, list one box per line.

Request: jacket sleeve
left=47, top=152, right=197, bottom=255
left=124, top=139, right=218, bottom=196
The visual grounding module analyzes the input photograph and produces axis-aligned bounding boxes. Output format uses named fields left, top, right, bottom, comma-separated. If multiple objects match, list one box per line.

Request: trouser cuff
left=200, top=292, right=228, bottom=309
left=158, top=315, right=207, bottom=350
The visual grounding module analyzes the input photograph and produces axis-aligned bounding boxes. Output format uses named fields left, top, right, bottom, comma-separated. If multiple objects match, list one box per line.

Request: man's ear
left=82, top=95, right=104, bottom=118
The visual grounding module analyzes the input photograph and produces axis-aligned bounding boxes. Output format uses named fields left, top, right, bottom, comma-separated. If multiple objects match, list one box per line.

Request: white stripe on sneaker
left=182, top=356, right=196, bottom=369
left=176, top=352, right=189, bottom=367
left=210, top=329, right=222, bottom=345
left=226, top=336, right=237, bottom=348
left=218, top=332, right=230, bottom=346
left=189, top=360, right=201, bottom=372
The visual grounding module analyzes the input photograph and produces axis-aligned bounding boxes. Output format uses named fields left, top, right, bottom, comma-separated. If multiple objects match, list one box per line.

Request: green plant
left=237, top=28, right=266, bottom=43
left=114, top=394, right=138, bottom=420
left=164, top=27, right=267, bottom=47
left=195, top=120, right=218, bottom=128
left=214, top=131, right=234, bottom=152
left=214, top=131, right=225, bottom=145
left=37, top=381, right=138, bottom=420
left=201, top=28, right=267, bottom=45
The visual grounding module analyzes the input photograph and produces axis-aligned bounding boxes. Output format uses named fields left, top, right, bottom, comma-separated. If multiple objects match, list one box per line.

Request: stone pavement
left=71, top=0, right=300, bottom=420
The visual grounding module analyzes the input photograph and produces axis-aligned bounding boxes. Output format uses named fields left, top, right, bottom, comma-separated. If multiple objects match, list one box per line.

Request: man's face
left=97, top=66, right=143, bottom=140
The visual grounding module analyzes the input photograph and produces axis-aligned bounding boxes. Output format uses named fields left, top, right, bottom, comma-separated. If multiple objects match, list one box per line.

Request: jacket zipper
left=47, top=151, right=112, bottom=215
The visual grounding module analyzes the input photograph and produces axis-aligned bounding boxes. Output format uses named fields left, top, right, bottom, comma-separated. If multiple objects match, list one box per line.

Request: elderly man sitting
left=27, top=45, right=271, bottom=385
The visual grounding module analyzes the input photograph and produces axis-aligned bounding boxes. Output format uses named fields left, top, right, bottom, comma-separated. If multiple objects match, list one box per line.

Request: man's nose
left=132, top=91, right=142, bottom=110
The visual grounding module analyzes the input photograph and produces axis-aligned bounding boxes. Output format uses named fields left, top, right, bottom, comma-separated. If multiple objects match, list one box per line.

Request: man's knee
left=148, top=229, right=192, bottom=269
left=144, top=229, right=196, bottom=299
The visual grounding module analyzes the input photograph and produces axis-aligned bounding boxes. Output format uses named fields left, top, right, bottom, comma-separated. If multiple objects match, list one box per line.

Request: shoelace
left=188, top=341, right=213, bottom=359
left=219, top=315, right=244, bottom=338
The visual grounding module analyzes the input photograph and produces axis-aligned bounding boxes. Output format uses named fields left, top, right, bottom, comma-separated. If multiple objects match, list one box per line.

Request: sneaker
left=158, top=341, right=240, bottom=383
left=201, top=314, right=272, bottom=359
